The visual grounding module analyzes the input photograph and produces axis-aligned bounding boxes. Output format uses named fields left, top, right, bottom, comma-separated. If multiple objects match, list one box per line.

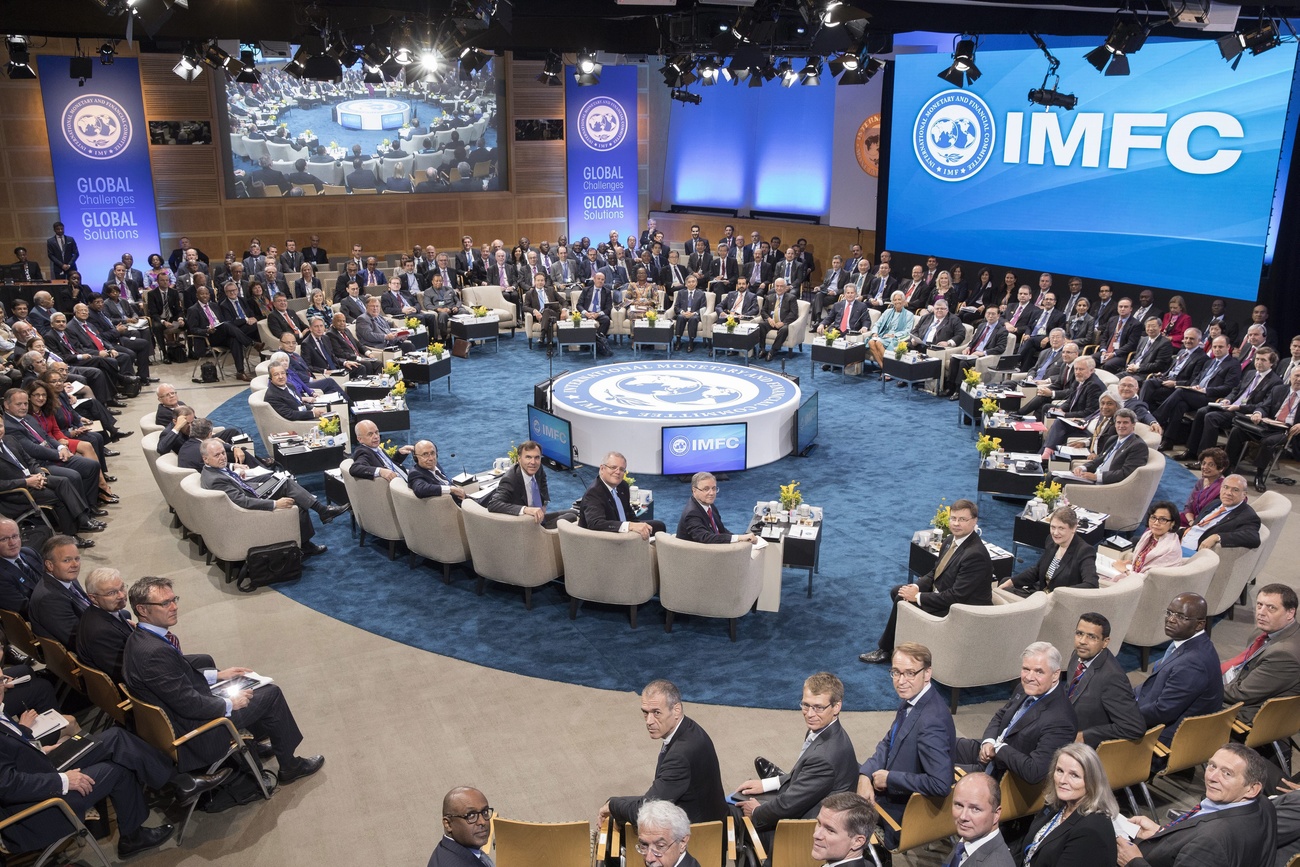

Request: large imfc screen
left=886, top=39, right=1298, bottom=300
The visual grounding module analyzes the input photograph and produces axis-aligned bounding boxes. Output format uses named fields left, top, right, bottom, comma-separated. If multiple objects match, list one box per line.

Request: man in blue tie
left=348, top=420, right=414, bottom=483
left=0, top=517, right=41, bottom=614
left=28, top=535, right=92, bottom=646
left=486, top=440, right=572, bottom=528
left=577, top=451, right=665, bottom=538
left=954, top=642, right=1077, bottom=783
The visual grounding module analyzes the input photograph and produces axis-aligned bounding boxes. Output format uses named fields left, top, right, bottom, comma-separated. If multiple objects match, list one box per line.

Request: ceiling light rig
left=1027, top=33, right=1077, bottom=110
left=938, top=35, right=980, bottom=87
left=574, top=49, right=601, bottom=86
left=1085, top=14, right=1148, bottom=76
left=537, top=50, right=563, bottom=86
left=1218, top=16, right=1287, bottom=68
left=6, top=36, right=37, bottom=80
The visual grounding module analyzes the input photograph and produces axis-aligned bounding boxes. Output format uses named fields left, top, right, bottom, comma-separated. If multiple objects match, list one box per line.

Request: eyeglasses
left=890, top=668, right=926, bottom=680
left=635, top=838, right=683, bottom=856
left=799, top=702, right=833, bottom=713
left=0, top=534, right=20, bottom=544
left=90, top=587, right=126, bottom=597
left=140, top=596, right=180, bottom=608
left=694, top=486, right=717, bottom=493
left=445, top=807, right=494, bottom=823
left=602, top=464, right=627, bottom=474
left=1148, top=516, right=1173, bottom=524
left=1164, top=609, right=1192, bottom=622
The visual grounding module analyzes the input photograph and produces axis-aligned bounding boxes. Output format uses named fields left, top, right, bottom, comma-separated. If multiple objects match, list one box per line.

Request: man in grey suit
left=1066, top=613, right=1146, bottom=748
left=1275, top=779, right=1300, bottom=867
left=426, top=786, right=493, bottom=867
left=354, top=295, right=414, bottom=353
left=733, top=673, right=859, bottom=838
left=1223, top=583, right=1300, bottom=724
left=1071, top=409, right=1149, bottom=485
left=197, top=438, right=343, bottom=557
left=949, top=773, right=1016, bottom=867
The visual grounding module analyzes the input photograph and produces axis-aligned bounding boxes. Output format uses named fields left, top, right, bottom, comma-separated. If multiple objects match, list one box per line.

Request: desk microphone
left=449, top=451, right=469, bottom=479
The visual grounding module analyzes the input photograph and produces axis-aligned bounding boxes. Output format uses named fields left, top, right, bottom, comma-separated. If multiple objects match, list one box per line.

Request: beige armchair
left=461, top=286, right=519, bottom=332
left=139, top=411, right=163, bottom=435
left=1119, top=550, right=1219, bottom=669
left=140, top=430, right=163, bottom=488
left=556, top=520, right=658, bottom=628
left=154, top=453, right=199, bottom=539
left=460, top=499, right=563, bottom=609
left=930, top=323, right=974, bottom=392
left=973, top=334, right=1018, bottom=382
left=389, top=479, right=470, bottom=582
left=179, top=473, right=302, bottom=581
left=898, top=592, right=1049, bottom=711
left=247, top=387, right=349, bottom=455
left=1204, top=525, right=1271, bottom=620
left=653, top=533, right=762, bottom=642
left=1035, top=578, right=1145, bottom=655
left=1250, top=490, right=1292, bottom=583
left=1063, top=449, right=1164, bottom=532
left=763, top=299, right=812, bottom=358
left=339, top=458, right=403, bottom=560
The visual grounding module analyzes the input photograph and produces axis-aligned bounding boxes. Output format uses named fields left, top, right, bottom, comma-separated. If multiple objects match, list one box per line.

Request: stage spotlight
left=304, top=52, right=343, bottom=81
left=338, top=46, right=362, bottom=69
left=98, top=42, right=116, bottom=65
left=392, top=46, right=414, bottom=65
left=1028, top=87, right=1078, bottom=110
left=574, top=49, right=601, bottom=86
left=235, top=49, right=260, bottom=84
left=419, top=49, right=439, bottom=71
left=172, top=45, right=201, bottom=81
left=538, top=51, right=563, bottom=85
left=282, top=46, right=309, bottom=79
left=459, top=46, right=488, bottom=75
left=1085, top=17, right=1146, bottom=76
left=69, top=56, right=93, bottom=85
left=362, top=64, right=383, bottom=84
left=820, top=1, right=870, bottom=27
left=938, top=36, right=980, bottom=87
left=828, top=50, right=859, bottom=79
left=801, top=56, right=822, bottom=85
left=670, top=88, right=701, bottom=105
left=698, top=56, right=719, bottom=85
left=777, top=60, right=798, bottom=87
left=1219, top=20, right=1280, bottom=65
left=6, top=36, right=35, bottom=80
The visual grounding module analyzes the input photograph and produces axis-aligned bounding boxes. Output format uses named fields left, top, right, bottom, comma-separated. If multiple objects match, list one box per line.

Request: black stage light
left=1085, top=17, right=1146, bottom=76
left=1028, top=87, right=1078, bottom=110
left=938, top=37, right=980, bottom=88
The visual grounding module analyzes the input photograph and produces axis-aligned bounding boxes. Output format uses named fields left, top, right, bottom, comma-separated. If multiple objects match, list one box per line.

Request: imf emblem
left=669, top=436, right=690, bottom=457
left=577, top=96, right=628, bottom=153
left=913, top=90, right=996, bottom=182
left=62, top=94, right=132, bottom=160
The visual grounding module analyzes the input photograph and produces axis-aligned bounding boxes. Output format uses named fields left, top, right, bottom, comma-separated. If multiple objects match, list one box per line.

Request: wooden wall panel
left=7, top=150, right=53, bottom=176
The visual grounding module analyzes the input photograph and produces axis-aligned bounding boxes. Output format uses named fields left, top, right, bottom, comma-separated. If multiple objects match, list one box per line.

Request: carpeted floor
left=209, top=336, right=1198, bottom=712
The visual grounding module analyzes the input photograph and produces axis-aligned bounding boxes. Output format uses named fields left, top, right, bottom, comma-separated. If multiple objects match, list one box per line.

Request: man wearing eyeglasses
left=0, top=516, right=41, bottom=615
left=856, top=643, right=955, bottom=848
left=633, top=800, right=700, bottom=867
left=122, top=575, right=324, bottom=784
left=1179, top=474, right=1260, bottom=555
left=1132, top=593, right=1221, bottom=747
left=676, top=472, right=756, bottom=545
left=577, top=451, right=665, bottom=540
left=732, top=672, right=858, bottom=845
left=428, top=786, right=493, bottom=866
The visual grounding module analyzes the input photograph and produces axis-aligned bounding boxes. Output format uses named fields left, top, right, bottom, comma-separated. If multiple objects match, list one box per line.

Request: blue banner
left=565, top=65, right=639, bottom=243
left=887, top=40, right=1298, bottom=301
left=37, top=56, right=160, bottom=286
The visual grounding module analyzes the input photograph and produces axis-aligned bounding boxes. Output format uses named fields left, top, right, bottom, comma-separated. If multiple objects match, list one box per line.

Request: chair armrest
left=173, top=716, right=241, bottom=747
left=0, top=796, right=83, bottom=833
left=595, top=817, right=614, bottom=861
left=1152, top=742, right=1171, bottom=757
left=1231, top=719, right=1251, bottom=736
left=0, top=485, right=37, bottom=505
left=726, top=816, right=736, bottom=862
left=872, top=801, right=903, bottom=833
left=742, top=816, right=767, bottom=864
left=954, top=767, right=968, bottom=781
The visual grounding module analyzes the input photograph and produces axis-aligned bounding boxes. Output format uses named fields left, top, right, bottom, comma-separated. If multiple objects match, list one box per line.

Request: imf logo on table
left=669, top=436, right=690, bottom=457
left=913, top=90, right=996, bottom=182
left=62, top=95, right=132, bottom=160
left=577, top=96, right=628, bottom=153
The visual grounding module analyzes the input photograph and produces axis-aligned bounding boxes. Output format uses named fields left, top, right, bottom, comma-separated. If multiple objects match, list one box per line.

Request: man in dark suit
left=485, top=440, right=570, bottom=528
left=1116, top=744, right=1275, bottom=867
left=522, top=272, right=562, bottom=347
left=955, top=642, right=1078, bottom=783
left=1138, top=329, right=1207, bottom=409
left=575, top=272, right=613, bottom=354
left=1000, top=284, right=1040, bottom=343
left=862, top=498, right=992, bottom=663
left=198, top=438, right=339, bottom=556
left=718, top=277, right=762, bottom=324
left=944, top=306, right=1008, bottom=397
left=578, top=451, right=665, bottom=540
left=1181, top=474, right=1260, bottom=553
left=122, top=574, right=324, bottom=783
left=1098, top=298, right=1142, bottom=372
left=0, top=420, right=93, bottom=542
left=45, top=222, right=78, bottom=280
left=77, top=565, right=204, bottom=687
left=303, top=317, right=362, bottom=378
left=1014, top=292, right=1066, bottom=369
left=28, top=535, right=97, bottom=648
left=407, top=441, right=466, bottom=502
left=671, top=275, right=707, bottom=353
left=265, top=295, right=307, bottom=342
left=325, top=312, right=381, bottom=375
left=302, top=235, right=328, bottom=266
left=676, top=471, right=757, bottom=546
left=1045, top=356, right=1107, bottom=423
left=908, top=300, right=963, bottom=356
left=809, top=792, right=876, bottom=867
left=856, top=644, right=955, bottom=847
left=345, top=156, right=377, bottom=192
left=1071, top=409, right=1149, bottom=485
left=856, top=261, right=892, bottom=308
left=285, top=159, right=324, bottom=193
left=264, top=362, right=328, bottom=423
left=772, top=247, right=804, bottom=292
left=1222, top=583, right=1300, bottom=724
left=1135, top=592, right=1224, bottom=745
left=1155, top=335, right=1242, bottom=448
left=599, top=680, right=728, bottom=828
left=1177, top=348, right=1281, bottom=463
left=67, top=302, right=144, bottom=381
left=631, top=801, right=703, bottom=867
left=249, top=156, right=289, bottom=194
left=354, top=296, right=414, bottom=353
left=2, top=389, right=100, bottom=514
left=683, top=226, right=709, bottom=258
left=1065, top=613, right=1146, bottom=747
left=348, top=419, right=413, bottom=483
left=1123, top=317, right=1177, bottom=380
left=947, top=774, right=1018, bottom=867
left=1224, top=366, right=1300, bottom=491
left=427, top=786, right=493, bottom=867
left=818, top=284, right=870, bottom=337
left=186, top=285, right=253, bottom=381
left=758, top=278, right=800, bottom=361
left=0, top=517, right=41, bottom=615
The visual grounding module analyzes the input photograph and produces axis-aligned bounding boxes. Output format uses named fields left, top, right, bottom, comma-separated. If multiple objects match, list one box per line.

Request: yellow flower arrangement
left=430, top=342, right=445, bottom=359
left=506, top=442, right=519, bottom=464
left=646, top=309, right=658, bottom=323
left=1034, top=480, right=1065, bottom=509
left=779, top=480, right=802, bottom=511
left=570, top=309, right=582, bottom=325
left=963, top=367, right=983, bottom=388
left=980, top=397, right=1000, bottom=416
left=894, top=339, right=908, bottom=359
left=317, top=415, right=340, bottom=436
left=389, top=381, right=406, bottom=397
left=623, top=473, right=636, bottom=485
left=406, top=317, right=420, bottom=329
left=976, top=433, right=1003, bottom=458
left=382, top=438, right=399, bottom=458
left=824, top=327, right=841, bottom=345
left=725, top=315, right=738, bottom=332
left=931, top=498, right=950, bottom=534
left=472, top=305, right=489, bottom=318
left=382, top=361, right=401, bottom=377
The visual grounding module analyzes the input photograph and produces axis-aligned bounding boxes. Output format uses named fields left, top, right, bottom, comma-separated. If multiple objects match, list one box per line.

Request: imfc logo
left=62, top=95, right=132, bottom=160
left=913, top=90, right=996, bottom=182
left=577, top=96, right=628, bottom=153
left=531, top=415, right=568, bottom=443
left=669, top=435, right=691, bottom=457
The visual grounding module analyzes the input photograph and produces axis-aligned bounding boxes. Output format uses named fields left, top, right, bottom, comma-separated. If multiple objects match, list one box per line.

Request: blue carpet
left=208, top=338, right=1197, bottom=711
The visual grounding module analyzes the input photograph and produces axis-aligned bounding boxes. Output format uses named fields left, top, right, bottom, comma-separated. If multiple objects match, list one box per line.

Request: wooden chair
left=350, top=187, right=379, bottom=196
left=291, top=183, right=321, bottom=196
left=1231, top=694, right=1300, bottom=768
left=321, top=184, right=348, bottom=195
left=118, top=683, right=272, bottom=842
left=742, top=817, right=819, bottom=867
left=1097, top=726, right=1164, bottom=817
left=998, top=770, right=1046, bottom=822
left=0, top=797, right=112, bottom=867
left=618, top=819, right=731, bottom=867
left=0, top=608, right=42, bottom=663
left=35, top=637, right=83, bottom=704
left=71, top=655, right=131, bottom=728
left=870, top=789, right=957, bottom=856
left=1153, top=702, right=1242, bottom=779
left=490, top=817, right=591, bottom=867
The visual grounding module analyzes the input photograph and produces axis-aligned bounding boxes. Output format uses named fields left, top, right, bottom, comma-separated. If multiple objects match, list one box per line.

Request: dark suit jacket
left=859, top=685, right=956, bottom=828
left=1017, top=808, right=1117, bottom=867
left=751, top=719, right=858, bottom=831
left=1064, top=649, right=1146, bottom=747
left=349, top=445, right=407, bottom=480
left=0, top=720, right=86, bottom=849
left=719, top=290, right=761, bottom=319
left=1131, top=795, right=1275, bottom=867
left=1192, top=354, right=1244, bottom=401
left=200, top=465, right=274, bottom=511
left=300, top=333, right=340, bottom=373
left=1129, top=335, right=1176, bottom=376
left=1223, top=620, right=1300, bottom=723
left=522, top=286, right=561, bottom=318
left=762, top=292, right=799, bottom=326
left=46, top=235, right=79, bottom=276
left=576, top=286, right=614, bottom=318
left=264, top=384, right=315, bottom=421
left=1100, top=317, right=1141, bottom=357
left=916, top=533, right=993, bottom=615
left=607, top=716, right=728, bottom=826
left=27, top=574, right=88, bottom=648
left=339, top=295, right=367, bottom=322
left=1057, top=374, right=1106, bottom=417
left=1134, top=631, right=1222, bottom=744
left=1187, top=501, right=1260, bottom=549
left=486, top=464, right=548, bottom=516
left=578, top=478, right=636, bottom=532
left=1082, top=434, right=1149, bottom=485
left=426, top=836, right=489, bottom=867
left=909, top=313, right=963, bottom=348
left=326, top=327, right=367, bottom=362
left=967, top=321, right=1009, bottom=355
left=1010, top=535, right=1098, bottom=592
left=771, top=260, right=805, bottom=289
left=676, top=499, right=736, bottom=544
left=0, top=549, right=42, bottom=616
left=978, top=684, right=1078, bottom=783
left=266, top=308, right=306, bottom=340
left=74, top=603, right=135, bottom=684
left=821, top=299, right=871, bottom=332
left=408, top=464, right=456, bottom=499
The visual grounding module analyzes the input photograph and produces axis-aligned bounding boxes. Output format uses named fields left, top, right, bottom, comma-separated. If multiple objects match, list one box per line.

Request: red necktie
left=707, top=507, right=719, bottom=533
left=1221, top=632, right=1268, bottom=674
left=840, top=302, right=852, bottom=331
left=165, top=631, right=182, bottom=652
left=1277, top=391, right=1298, bottom=423
left=84, top=326, right=104, bottom=351
left=1162, top=805, right=1201, bottom=830
left=1068, top=661, right=1086, bottom=697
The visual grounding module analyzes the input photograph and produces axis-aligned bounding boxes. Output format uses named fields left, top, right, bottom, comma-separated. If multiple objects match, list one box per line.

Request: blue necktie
left=377, top=448, right=407, bottom=481
left=235, top=300, right=246, bottom=319
left=318, top=337, right=335, bottom=367
left=887, top=701, right=910, bottom=752
left=1036, top=350, right=1058, bottom=379
left=527, top=474, right=542, bottom=508
left=1198, top=358, right=1222, bottom=388
left=612, top=487, right=626, bottom=522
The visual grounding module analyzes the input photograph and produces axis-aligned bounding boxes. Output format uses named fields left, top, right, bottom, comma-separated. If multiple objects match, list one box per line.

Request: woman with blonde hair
left=1014, top=743, right=1118, bottom=866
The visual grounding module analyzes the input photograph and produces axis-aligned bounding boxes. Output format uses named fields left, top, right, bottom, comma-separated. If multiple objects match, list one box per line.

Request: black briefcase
left=235, top=541, right=303, bottom=592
